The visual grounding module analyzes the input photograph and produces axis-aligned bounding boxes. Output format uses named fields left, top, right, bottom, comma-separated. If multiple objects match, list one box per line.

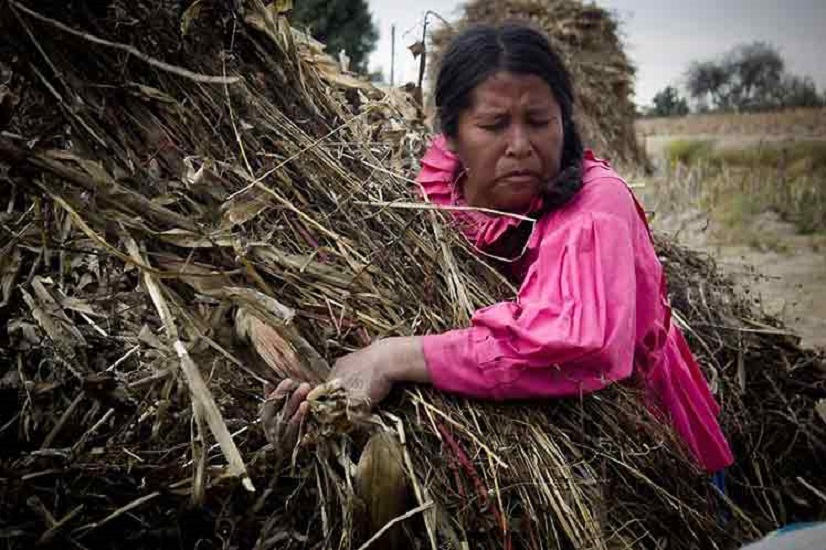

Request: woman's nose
left=505, top=125, right=531, bottom=158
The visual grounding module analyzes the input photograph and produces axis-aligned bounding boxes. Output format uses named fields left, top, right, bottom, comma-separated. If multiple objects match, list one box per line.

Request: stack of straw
left=0, top=1, right=823, bottom=549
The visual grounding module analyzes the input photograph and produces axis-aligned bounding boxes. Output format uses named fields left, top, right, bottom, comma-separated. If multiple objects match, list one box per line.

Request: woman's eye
left=479, top=120, right=507, bottom=132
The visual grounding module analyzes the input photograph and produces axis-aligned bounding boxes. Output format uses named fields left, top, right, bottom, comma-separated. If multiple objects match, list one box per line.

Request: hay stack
left=428, top=0, right=646, bottom=168
left=0, top=1, right=823, bottom=549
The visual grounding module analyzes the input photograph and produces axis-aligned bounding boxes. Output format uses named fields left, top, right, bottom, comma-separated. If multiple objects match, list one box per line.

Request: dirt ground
left=651, top=206, right=826, bottom=349
left=635, top=110, right=826, bottom=350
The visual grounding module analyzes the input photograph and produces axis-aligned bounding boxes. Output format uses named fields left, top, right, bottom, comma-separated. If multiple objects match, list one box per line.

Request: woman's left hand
left=261, top=379, right=312, bottom=455
left=327, top=336, right=430, bottom=407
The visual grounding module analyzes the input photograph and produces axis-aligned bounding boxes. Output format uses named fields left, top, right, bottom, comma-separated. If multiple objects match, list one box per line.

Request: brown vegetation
left=0, top=2, right=823, bottom=549
left=637, top=107, right=826, bottom=140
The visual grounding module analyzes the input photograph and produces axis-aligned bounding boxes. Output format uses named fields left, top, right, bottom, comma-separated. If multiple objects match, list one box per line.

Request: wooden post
left=390, top=24, right=396, bottom=86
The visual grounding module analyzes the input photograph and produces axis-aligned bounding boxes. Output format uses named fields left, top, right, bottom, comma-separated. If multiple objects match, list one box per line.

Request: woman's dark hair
left=435, top=22, right=584, bottom=211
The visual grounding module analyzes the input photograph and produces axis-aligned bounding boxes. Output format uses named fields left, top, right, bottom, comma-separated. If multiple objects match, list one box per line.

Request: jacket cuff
left=422, top=330, right=497, bottom=399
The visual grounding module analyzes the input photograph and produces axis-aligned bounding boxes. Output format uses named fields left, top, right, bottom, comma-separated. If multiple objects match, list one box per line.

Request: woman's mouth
left=499, top=170, right=540, bottom=184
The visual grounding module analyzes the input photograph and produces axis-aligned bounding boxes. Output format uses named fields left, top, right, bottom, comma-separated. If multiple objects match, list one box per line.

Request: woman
left=265, top=23, right=733, bottom=473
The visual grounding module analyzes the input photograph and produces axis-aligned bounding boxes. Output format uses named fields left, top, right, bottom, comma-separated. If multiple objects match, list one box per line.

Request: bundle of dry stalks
left=428, top=0, right=646, bottom=169
left=0, top=1, right=823, bottom=549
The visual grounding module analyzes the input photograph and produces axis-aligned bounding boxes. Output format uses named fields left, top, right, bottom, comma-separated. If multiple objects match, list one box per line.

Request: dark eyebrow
left=472, top=109, right=508, bottom=120
left=526, top=109, right=557, bottom=120
left=525, top=101, right=555, bottom=113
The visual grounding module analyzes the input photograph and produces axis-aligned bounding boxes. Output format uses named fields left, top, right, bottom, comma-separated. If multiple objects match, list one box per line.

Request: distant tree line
left=646, top=42, right=823, bottom=117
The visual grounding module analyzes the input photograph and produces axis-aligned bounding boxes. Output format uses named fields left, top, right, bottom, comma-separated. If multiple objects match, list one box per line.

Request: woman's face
left=449, top=71, right=565, bottom=212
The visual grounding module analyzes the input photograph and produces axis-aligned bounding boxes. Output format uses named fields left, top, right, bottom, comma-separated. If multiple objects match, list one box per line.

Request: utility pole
left=417, top=12, right=451, bottom=95
left=390, top=24, right=396, bottom=86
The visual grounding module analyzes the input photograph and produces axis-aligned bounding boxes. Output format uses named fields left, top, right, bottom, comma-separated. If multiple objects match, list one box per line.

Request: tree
left=686, top=42, right=786, bottom=112
left=774, top=75, right=822, bottom=108
left=291, top=0, right=379, bottom=74
left=724, top=42, right=784, bottom=110
left=686, top=60, right=731, bottom=111
left=650, top=86, right=689, bottom=117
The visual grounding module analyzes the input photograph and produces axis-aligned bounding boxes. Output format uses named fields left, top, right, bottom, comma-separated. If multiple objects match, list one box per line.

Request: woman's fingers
left=260, top=379, right=312, bottom=449
left=273, top=378, right=298, bottom=399
left=261, top=396, right=281, bottom=443
left=291, top=400, right=309, bottom=425
left=262, top=379, right=298, bottom=444
left=282, top=383, right=311, bottom=420
left=278, top=395, right=310, bottom=456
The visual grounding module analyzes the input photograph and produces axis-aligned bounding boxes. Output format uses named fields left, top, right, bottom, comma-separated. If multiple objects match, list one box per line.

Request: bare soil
left=652, top=206, right=826, bottom=349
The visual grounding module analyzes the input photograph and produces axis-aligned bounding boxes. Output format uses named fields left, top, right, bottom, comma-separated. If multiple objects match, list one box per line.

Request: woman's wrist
left=381, top=336, right=431, bottom=384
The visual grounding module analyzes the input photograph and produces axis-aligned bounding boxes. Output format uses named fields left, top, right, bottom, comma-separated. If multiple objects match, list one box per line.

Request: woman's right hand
left=261, top=379, right=312, bottom=456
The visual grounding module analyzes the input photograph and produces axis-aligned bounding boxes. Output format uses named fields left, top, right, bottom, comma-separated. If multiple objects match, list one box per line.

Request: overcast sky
left=365, top=0, right=826, bottom=107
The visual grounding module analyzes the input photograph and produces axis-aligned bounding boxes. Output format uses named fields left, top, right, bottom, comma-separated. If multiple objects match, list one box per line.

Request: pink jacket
left=417, top=136, right=734, bottom=472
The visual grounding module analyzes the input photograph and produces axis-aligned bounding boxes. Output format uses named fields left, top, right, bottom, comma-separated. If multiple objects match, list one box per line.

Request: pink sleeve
left=423, top=212, right=637, bottom=400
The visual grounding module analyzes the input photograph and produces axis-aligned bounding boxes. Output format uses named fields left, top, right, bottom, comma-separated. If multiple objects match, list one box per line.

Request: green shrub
left=658, top=140, right=826, bottom=236
left=665, top=139, right=714, bottom=167
left=714, top=140, right=826, bottom=174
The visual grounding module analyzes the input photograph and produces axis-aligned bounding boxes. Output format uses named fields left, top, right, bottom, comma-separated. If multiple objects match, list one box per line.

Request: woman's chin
left=491, top=196, right=538, bottom=214
left=491, top=184, right=541, bottom=212
left=469, top=186, right=540, bottom=213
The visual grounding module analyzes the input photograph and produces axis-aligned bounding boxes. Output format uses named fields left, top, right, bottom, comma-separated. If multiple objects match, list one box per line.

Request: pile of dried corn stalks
left=0, top=1, right=823, bottom=549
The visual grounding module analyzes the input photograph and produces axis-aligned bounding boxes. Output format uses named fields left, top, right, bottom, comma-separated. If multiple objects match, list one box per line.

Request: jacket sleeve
left=422, top=211, right=637, bottom=400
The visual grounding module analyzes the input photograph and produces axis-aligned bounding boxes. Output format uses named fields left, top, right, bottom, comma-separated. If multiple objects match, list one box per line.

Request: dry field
left=637, top=107, right=826, bottom=140
left=635, top=109, right=826, bottom=349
